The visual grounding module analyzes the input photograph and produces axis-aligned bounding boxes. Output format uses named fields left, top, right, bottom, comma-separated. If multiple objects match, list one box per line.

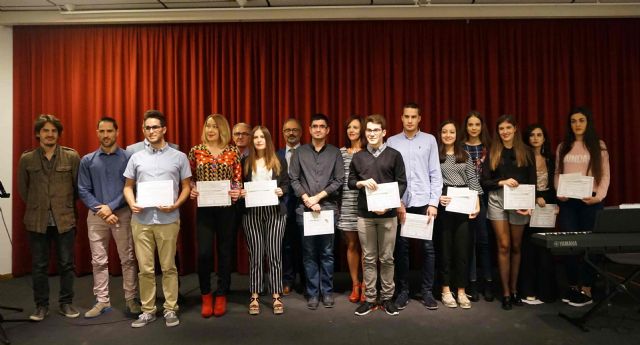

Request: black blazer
left=240, top=155, right=290, bottom=216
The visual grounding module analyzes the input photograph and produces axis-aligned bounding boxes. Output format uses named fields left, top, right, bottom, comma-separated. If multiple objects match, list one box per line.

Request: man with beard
left=78, top=117, right=141, bottom=318
left=18, top=114, right=81, bottom=321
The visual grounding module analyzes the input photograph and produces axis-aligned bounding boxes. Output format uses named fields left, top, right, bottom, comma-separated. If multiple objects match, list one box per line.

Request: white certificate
left=400, top=213, right=434, bottom=240
left=365, top=182, right=401, bottom=212
left=196, top=180, right=231, bottom=207
left=530, top=204, right=558, bottom=228
left=303, top=211, right=335, bottom=236
left=137, top=180, right=174, bottom=207
left=446, top=187, right=478, bottom=215
left=244, top=180, right=279, bottom=208
left=503, top=184, right=535, bottom=210
left=557, top=173, right=594, bottom=199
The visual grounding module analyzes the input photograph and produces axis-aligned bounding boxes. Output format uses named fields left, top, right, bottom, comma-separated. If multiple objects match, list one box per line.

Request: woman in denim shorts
left=481, top=115, right=536, bottom=310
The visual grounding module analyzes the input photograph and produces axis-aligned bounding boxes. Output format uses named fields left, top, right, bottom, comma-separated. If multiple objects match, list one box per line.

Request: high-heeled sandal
left=249, top=296, right=260, bottom=315
left=273, top=296, right=284, bottom=315
left=348, top=283, right=361, bottom=303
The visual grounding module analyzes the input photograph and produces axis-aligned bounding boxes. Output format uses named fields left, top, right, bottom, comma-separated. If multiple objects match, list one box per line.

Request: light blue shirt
left=387, top=130, right=443, bottom=208
left=123, top=143, right=192, bottom=225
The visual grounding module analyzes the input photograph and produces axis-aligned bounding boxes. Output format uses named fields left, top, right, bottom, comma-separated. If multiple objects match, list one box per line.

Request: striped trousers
left=243, top=205, right=287, bottom=294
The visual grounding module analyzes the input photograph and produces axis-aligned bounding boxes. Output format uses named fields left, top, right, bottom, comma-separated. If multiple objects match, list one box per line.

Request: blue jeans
left=297, top=213, right=335, bottom=298
left=558, top=199, right=603, bottom=287
left=28, top=227, right=76, bottom=307
left=394, top=206, right=435, bottom=295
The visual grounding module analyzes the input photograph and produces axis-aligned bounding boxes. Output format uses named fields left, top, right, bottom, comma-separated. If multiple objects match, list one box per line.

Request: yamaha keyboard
left=531, top=231, right=640, bottom=254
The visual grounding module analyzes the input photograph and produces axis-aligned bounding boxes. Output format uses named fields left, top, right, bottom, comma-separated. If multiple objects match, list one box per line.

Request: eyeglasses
left=233, top=132, right=251, bottom=137
left=283, top=128, right=300, bottom=133
left=365, top=128, right=383, bottom=134
left=144, top=125, right=164, bottom=132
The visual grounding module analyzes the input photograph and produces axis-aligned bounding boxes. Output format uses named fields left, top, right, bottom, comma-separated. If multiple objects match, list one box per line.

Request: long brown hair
left=489, top=115, right=532, bottom=171
left=245, top=125, right=282, bottom=176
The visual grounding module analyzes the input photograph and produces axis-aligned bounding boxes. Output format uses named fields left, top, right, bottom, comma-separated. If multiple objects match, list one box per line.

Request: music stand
left=0, top=182, right=32, bottom=344
left=0, top=305, right=31, bottom=345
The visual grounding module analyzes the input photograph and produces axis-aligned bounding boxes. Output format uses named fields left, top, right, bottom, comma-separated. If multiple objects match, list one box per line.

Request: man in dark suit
left=277, top=118, right=303, bottom=295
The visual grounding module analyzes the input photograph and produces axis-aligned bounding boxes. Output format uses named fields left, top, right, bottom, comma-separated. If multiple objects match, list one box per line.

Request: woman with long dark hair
left=555, top=107, right=610, bottom=307
left=481, top=114, right=536, bottom=310
left=436, top=120, right=481, bottom=309
left=462, top=111, right=494, bottom=302
left=188, top=114, right=242, bottom=318
left=241, top=126, right=289, bottom=315
left=520, top=123, right=557, bottom=304
left=337, top=116, right=366, bottom=303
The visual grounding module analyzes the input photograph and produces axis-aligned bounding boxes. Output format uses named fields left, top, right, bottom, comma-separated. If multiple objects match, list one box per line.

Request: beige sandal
left=249, top=296, right=260, bottom=315
left=273, top=296, right=284, bottom=315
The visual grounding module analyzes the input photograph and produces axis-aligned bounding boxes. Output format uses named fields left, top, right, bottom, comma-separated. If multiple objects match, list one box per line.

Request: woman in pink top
left=555, top=106, right=610, bottom=308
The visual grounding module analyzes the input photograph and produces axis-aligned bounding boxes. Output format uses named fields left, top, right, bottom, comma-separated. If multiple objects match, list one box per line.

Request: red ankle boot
left=213, top=295, right=227, bottom=317
left=201, top=293, right=213, bottom=318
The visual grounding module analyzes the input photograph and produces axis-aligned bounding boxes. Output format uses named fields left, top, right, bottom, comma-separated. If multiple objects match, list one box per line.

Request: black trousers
left=519, top=226, right=556, bottom=301
left=436, top=207, right=472, bottom=289
left=197, top=206, right=236, bottom=295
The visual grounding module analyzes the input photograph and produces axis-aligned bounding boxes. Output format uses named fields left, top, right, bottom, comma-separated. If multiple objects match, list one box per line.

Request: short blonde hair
left=201, top=114, right=231, bottom=147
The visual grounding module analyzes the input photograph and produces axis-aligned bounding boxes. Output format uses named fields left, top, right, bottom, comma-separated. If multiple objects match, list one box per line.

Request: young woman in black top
left=481, top=115, right=536, bottom=310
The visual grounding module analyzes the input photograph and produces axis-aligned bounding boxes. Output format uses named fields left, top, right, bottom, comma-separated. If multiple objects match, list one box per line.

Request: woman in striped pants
left=241, top=125, right=289, bottom=315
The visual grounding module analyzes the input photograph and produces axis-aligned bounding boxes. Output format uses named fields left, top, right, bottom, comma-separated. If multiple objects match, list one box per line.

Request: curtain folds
left=12, top=19, right=640, bottom=276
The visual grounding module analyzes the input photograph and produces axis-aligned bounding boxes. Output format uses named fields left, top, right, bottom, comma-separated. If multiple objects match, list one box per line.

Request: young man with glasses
left=289, top=114, right=344, bottom=309
left=349, top=115, right=407, bottom=316
left=277, top=118, right=304, bottom=295
left=123, top=110, right=192, bottom=328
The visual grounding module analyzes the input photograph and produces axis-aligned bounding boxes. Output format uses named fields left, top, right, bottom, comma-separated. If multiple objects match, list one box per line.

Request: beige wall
left=0, top=26, right=13, bottom=274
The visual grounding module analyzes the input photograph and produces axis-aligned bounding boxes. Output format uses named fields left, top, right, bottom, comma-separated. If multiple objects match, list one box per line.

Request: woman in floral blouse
left=188, top=114, right=242, bottom=318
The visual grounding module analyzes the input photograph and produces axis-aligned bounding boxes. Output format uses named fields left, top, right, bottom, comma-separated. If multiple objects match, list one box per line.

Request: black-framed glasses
left=144, top=125, right=164, bottom=132
left=365, top=128, right=382, bottom=134
left=284, top=128, right=300, bottom=133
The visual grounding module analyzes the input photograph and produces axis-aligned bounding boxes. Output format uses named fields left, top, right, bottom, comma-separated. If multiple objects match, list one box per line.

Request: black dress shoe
left=501, top=296, right=513, bottom=311
left=483, top=280, right=495, bottom=302
left=511, top=293, right=524, bottom=307
left=307, top=296, right=319, bottom=310
left=322, top=294, right=335, bottom=308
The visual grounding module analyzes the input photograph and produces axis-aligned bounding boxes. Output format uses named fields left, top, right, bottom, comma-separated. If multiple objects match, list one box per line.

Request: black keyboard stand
left=559, top=250, right=640, bottom=332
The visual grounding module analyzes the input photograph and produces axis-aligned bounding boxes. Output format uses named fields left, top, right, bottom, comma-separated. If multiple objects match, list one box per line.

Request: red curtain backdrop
left=11, top=19, right=640, bottom=276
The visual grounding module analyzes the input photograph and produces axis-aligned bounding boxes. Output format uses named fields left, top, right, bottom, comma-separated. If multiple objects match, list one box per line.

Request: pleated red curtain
left=11, top=19, right=640, bottom=276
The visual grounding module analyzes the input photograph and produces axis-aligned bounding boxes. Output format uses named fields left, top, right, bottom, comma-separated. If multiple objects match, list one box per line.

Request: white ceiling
left=0, top=0, right=638, bottom=24
left=0, top=0, right=638, bottom=11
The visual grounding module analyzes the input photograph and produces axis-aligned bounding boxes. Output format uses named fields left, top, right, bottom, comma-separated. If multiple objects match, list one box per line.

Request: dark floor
left=1, top=272, right=639, bottom=345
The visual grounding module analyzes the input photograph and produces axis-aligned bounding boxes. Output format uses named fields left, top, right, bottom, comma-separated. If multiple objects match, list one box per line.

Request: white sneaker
left=522, top=296, right=544, bottom=305
left=457, top=293, right=472, bottom=309
left=442, top=292, right=457, bottom=308
left=131, top=312, right=156, bottom=328
left=164, top=310, right=180, bottom=327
